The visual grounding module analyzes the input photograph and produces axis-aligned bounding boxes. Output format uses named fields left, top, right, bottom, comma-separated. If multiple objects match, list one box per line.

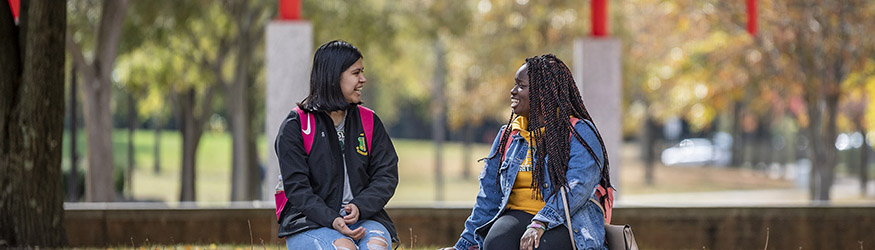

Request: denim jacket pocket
left=499, top=159, right=511, bottom=172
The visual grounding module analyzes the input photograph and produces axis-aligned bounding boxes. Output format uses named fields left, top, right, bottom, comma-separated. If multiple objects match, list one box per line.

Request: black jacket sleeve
left=350, top=114, right=399, bottom=219
left=276, top=112, right=339, bottom=228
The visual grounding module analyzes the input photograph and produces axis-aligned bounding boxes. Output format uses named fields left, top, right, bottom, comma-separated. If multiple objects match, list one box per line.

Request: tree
left=619, top=0, right=739, bottom=183
left=759, top=0, right=871, bottom=201
left=219, top=0, right=271, bottom=201
left=113, top=0, right=214, bottom=201
left=0, top=0, right=68, bottom=246
left=118, top=32, right=217, bottom=201
left=841, top=84, right=868, bottom=196
left=702, top=0, right=874, bottom=200
left=153, top=0, right=271, bottom=201
left=66, top=0, right=129, bottom=202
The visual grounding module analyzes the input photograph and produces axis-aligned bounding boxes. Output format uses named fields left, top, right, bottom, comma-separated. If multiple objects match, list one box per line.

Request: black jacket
left=275, top=105, right=399, bottom=242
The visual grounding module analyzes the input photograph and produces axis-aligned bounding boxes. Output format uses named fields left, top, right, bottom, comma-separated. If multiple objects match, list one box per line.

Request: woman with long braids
left=447, top=54, right=611, bottom=250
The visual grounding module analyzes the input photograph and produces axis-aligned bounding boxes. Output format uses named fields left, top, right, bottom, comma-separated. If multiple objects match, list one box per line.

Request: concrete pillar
left=573, top=37, right=623, bottom=195
left=263, top=21, right=313, bottom=201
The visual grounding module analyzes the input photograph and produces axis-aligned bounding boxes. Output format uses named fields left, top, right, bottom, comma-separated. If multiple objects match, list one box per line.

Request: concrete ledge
left=612, top=205, right=875, bottom=249
left=65, top=202, right=280, bottom=246
left=65, top=203, right=875, bottom=249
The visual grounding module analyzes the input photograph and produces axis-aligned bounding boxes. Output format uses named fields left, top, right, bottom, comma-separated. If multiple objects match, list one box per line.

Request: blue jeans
left=285, top=220, right=392, bottom=250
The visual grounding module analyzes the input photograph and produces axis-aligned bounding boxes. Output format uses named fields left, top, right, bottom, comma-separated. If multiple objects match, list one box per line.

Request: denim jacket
left=454, top=119, right=607, bottom=250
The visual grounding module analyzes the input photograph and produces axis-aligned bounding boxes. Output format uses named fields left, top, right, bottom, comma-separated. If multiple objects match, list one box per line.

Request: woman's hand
left=343, top=203, right=360, bottom=224
left=519, top=221, right=546, bottom=250
left=332, top=217, right=365, bottom=240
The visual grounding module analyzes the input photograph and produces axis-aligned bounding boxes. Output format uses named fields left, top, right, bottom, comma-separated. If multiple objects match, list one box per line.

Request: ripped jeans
left=285, top=220, right=391, bottom=250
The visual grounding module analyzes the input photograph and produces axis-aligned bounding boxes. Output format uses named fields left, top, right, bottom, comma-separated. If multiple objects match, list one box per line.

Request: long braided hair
left=490, top=54, right=611, bottom=199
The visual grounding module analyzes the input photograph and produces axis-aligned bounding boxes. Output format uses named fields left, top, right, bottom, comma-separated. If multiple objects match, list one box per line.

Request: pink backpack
left=274, top=106, right=375, bottom=220
left=501, top=117, right=615, bottom=223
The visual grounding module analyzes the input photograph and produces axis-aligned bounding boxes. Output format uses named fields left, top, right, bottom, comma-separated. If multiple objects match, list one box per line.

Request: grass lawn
left=61, top=129, right=492, bottom=203
left=62, top=129, right=797, bottom=204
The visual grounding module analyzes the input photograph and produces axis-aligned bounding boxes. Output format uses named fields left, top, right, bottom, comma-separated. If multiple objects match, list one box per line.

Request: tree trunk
left=229, top=81, right=253, bottom=201
left=228, top=0, right=260, bottom=201
left=757, top=111, right=774, bottom=168
left=730, top=101, right=744, bottom=167
left=642, top=116, right=657, bottom=186
left=245, top=67, right=261, bottom=199
left=805, top=98, right=822, bottom=201
left=861, top=133, right=869, bottom=196
left=177, top=89, right=202, bottom=202
left=81, top=73, right=115, bottom=201
left=461, top=123, right=473, bottom=179
left=0, top=0, right=68, bottom=246
left=153, top=115, right=161, bottom=174
left=173, top=84, right=215, bottom=202
left=818, top=93, right=840, bottom=201
left=246, top=116, right=260, bottom=198
left=805, top=97, right=838, bottom=202
left=68, top=64, right=80, bottom=201
left=127, top=93, right=135, bottom=199
left=795, top=0, right=859, bottom=203
left=432, top=39, right=446, bottom=201
left=228, top=80, right=261, bottom=200
left=66, top=0, right=130, bottom=202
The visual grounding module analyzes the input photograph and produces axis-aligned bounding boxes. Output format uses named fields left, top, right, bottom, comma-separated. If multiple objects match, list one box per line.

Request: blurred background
left=55, top=0, right=875, bottom=207
left=4, top=0, right=875, bottom=248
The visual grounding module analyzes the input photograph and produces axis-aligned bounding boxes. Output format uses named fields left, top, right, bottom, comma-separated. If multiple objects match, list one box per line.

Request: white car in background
left=660, top=133, right=732, bottom=167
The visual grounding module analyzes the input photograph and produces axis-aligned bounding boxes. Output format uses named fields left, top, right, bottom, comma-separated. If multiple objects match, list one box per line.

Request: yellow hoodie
left=506, top=116, right=546, bottom=215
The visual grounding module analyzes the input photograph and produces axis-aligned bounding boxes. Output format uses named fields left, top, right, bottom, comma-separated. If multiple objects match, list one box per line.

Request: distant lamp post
left=279, top=0, right=301, bottom=20
left=7, top=0, right=20, bottom=22
left=747, top=0, right=757, bottom=35
left=591, top=0, right=607, bottom=37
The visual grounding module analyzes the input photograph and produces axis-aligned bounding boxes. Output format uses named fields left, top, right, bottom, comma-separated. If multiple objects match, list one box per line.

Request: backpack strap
left=501, top=129, right=519, bottom=162
left=274, top=191, right=287, bottom=220
left=294, top=107, right=315, bottom=155
left=278, top=107, right=314, bottom=220
left=569, top=117, right=580, bottom=127
left=595, top=185, right=614, bottom=224
left=358, top=106, right=375, bottom=152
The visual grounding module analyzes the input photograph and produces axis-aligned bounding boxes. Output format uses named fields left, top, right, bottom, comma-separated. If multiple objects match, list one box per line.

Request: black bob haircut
left=298, top=40, right=363, bottom=112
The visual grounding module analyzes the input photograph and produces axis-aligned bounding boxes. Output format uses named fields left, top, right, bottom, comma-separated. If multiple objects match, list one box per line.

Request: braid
left=525, top=54, right=612, bottom=198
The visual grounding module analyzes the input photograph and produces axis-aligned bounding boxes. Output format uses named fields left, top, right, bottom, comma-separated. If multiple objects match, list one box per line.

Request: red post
left=592, top=0, right=608, bottom=37
left=8, top=0, right=19, bottom=19
left=279, top=0, right=301, bottom=20
left=746, top=0, right=757, bottom=35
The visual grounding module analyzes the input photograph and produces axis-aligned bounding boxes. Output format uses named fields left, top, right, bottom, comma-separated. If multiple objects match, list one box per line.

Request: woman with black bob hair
left=275, top=40, right=399, bottom=250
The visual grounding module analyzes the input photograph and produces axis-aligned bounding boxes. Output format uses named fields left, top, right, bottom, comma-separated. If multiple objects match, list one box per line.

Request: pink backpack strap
left=358, top=106, right=375, bottom=151
left=278, top=107, right=315, bottom=220
left=502, top=129, right=519, bottom=161
left=595, top=185, right=614, bottom=224
left=274, top=191, right=286, bottom=220
left=294, top=107, right=315, bottom=154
